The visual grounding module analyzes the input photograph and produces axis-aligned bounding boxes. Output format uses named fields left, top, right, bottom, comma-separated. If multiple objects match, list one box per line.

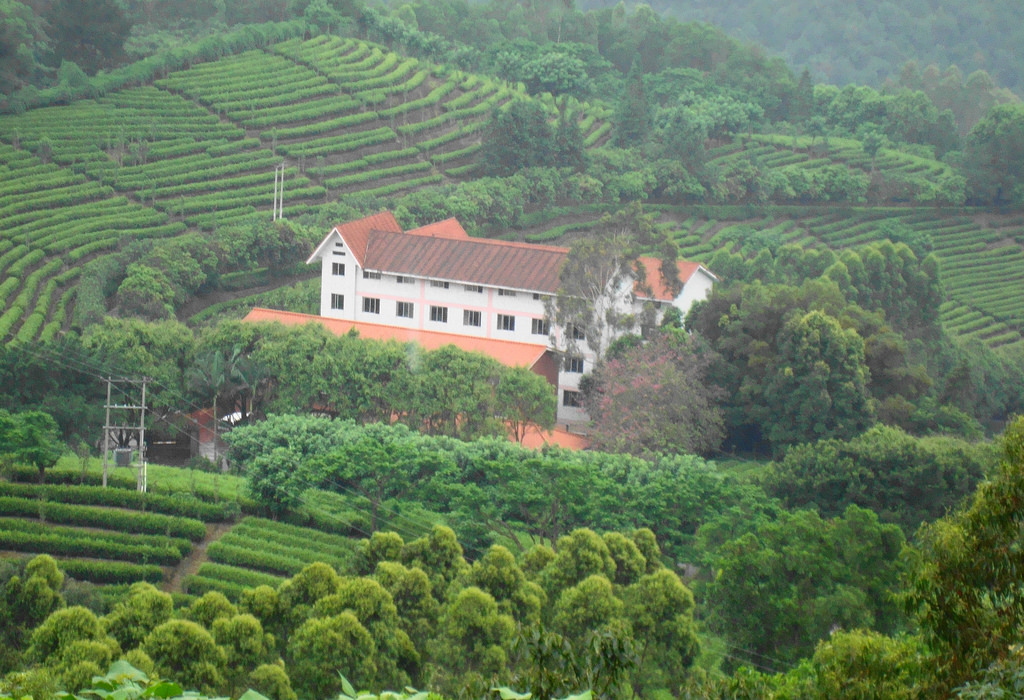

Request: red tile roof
left=406, top=218, right=470, bottom=240
left=319, top=211, right=403, bottom=266
left=636, top=257, right=711, bottom=301
left=243, top=308, right=552, bottom=369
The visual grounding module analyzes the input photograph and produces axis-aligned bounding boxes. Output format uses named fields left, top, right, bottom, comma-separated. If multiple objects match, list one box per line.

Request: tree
left=306, top=423, right=451, bottom=531
left=141, top=620, right=225, bottom=692
left=624, top=568, right=700, bottom=693
left=495, top=366, right=556, bottom=443
left=613, top=56, right=650, bottom=146
left=758, top=310, right=874, bottom=449
left=287, top=613, right=376, bottom=699
left=43, top=0, right=130, bottom=73
left=583, top=331, right=724, bottom=457
left=479, top=100, right=557, bottom=176
left=904, top=416, right=1024, bottom=692
left=547, top=228, right=637, bottom=363
left=964, top=103, right=1024, bottom=205
left=426, top=587, right=515, bottom=697
left=102, top=582, right=174, bottom=652
left=706, top=506, right=905, bottom=669
left=0, top=0, right=47, bottom=95
left=0, top=409, right=63, bottom=482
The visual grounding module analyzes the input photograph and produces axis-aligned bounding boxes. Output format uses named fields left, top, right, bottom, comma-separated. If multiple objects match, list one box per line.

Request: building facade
left=308, top=212, right=717, bottom=425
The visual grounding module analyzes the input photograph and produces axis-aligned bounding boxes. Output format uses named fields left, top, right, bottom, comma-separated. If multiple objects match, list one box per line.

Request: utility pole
left=273, top=162, right=285, bottom=221
left=101, top=377, right=149, bottom=492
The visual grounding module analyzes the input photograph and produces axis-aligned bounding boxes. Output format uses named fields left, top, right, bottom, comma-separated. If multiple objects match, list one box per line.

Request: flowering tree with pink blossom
left=583, top=331, right=725, bottom=457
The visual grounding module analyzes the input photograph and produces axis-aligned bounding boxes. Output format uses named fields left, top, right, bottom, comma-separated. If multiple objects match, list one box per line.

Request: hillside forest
left=2, top=0, right=1024, bottom=698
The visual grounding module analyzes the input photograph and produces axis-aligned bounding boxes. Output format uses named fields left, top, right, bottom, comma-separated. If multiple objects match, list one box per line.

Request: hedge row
left=0, top=527, right=184, bottom=565
left=217, top=530, right=349, bottom=568
left=0, top=480, right=240, bottom=522
left=182, top=575, right=244, bottom=598
left=0, top=515, right=190, bottom=553
left=206, top=541, right=312, bottom=577
left=58, top=558, right=164, bottom=584
left=278, top=126, right=397, bottom=159
left=324, top=160, right=432, bottom=189
left=260, top=110, right=380, bottom=140
left=195, top=561, right=285, bottom=589
left=0, top=496, right=207, bottom=540
left=232, top=517, right=355, bottom=551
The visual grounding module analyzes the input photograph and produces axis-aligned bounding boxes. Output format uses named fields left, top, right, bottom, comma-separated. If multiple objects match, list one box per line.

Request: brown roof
left=362, top=230, right=569, bottom=293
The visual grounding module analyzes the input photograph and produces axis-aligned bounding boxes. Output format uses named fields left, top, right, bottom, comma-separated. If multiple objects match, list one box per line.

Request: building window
left=566, top=356, right=584, bottom=373
left=396, top=301, right=414, bottom=318
left=396, top=275, right=415, bottom=285
left=498, top=289, right=517, bottom=297
left=464, top=284, right=483, bottom=293
left=497, top=314, right=515, bottom=331
left=330, top=294, right=344, bottom=310
left=570, top=324, right=586, bottom=340
left=430, top=305, right=448, bottom=323
left=332, top=244, right=346, bottom=256
left=362, top=270, right=381, bottom=280
left=332, top=262, right=345, bottom=276
left=463, top=310, right=481, bottom=327
left=531, top=318, right=550, bottom=335
left=430, top=280, right=450, bottom=289
left=362, top=297, right=380, bottom=314
left=562, top=390, right=582, bottom=407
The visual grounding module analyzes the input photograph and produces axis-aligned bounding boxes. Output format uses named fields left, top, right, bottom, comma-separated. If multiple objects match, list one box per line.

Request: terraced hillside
left=0, top=35, right=611, bottom=344
left=0, top=461, right=245, bottom=596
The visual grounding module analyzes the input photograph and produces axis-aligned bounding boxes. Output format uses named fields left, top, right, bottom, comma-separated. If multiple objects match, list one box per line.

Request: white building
left=306, top=211, right=717, bottom=425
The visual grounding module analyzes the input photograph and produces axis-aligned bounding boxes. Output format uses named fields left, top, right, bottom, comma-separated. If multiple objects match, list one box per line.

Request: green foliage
left=904, top=416, right=1024, bottom=691
left=480, top=100, right=559, bottom=177
left=0, top=409, right=62, bottom=481
left=706, top=505, right=906, bottom=670
left=762, top=425, right=994, bottom=533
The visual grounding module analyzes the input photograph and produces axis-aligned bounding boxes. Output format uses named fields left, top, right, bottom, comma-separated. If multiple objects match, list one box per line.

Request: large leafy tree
left=904, top=416, right=1024, bottom=692
left=0, top=409, right=62, bottom=481
left=964, top=103, right=1024, bottom=205
left=706, top=505, right=905, bottom=670
left=582, top=330, right=725, bottom=456
left=758, top=310, right=874, bottom=448
left=479, top=100, right=557, bottom=176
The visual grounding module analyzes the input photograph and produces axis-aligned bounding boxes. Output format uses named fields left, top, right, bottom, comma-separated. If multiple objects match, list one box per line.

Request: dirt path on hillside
left=164, top=521, right=232, bottom=594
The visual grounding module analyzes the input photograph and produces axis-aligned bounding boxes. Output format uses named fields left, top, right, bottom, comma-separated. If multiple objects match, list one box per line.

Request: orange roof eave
left=243, top=308, right=551, bottom=369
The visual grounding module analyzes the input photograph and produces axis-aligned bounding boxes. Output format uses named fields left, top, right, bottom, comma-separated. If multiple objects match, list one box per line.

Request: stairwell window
left=331, top=294, right=344, bottom=310
left=332, top=262, right=345, bottom=276
left=497, top=314, right=515, bottom=331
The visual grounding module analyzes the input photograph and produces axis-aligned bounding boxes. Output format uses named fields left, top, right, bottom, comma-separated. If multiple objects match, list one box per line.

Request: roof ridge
left=373, top=228, right=569, bottom=254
